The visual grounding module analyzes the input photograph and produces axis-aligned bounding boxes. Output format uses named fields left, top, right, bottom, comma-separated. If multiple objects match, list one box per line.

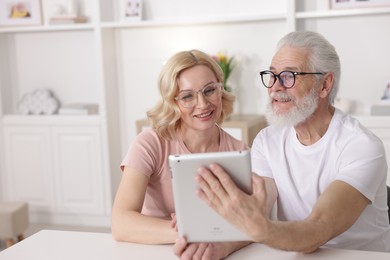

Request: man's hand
left=196, top=163, right=274, bottom=242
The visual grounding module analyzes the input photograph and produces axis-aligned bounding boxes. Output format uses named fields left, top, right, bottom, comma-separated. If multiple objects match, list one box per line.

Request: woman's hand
left=173, top=237, right=249, bottom=260
left=171, top=213, right=177, bottom=231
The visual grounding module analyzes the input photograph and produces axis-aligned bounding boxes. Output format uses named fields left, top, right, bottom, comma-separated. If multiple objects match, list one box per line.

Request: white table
left=0, top=230, right=388, bottom=260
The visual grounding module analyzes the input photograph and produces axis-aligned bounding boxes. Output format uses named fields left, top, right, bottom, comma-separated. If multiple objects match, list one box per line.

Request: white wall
left=301, top=14, right=390, bottom=115
left=141, top=0, right=286, bottom=20
left=117, top=21, right=287, bottom=150
left=9, top=32, right=99, bottom=113
left=117, top=0, right=390, bottom=151
left=118, top=0, right=289, bottom=151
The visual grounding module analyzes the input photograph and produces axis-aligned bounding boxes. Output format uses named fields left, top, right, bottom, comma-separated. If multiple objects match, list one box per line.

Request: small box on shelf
left=58, top=103, right=99, bottom=115
left=49, top=15, right=88, bottom=25
left=46, top=0, right=88, bottom=25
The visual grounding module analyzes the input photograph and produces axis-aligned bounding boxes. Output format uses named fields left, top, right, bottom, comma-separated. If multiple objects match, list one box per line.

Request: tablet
left=169, top=150, right=252, bottom=242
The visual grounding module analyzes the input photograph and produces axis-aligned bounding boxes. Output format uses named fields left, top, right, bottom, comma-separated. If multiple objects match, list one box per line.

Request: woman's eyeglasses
left=175, top=83, right=223, bottom=108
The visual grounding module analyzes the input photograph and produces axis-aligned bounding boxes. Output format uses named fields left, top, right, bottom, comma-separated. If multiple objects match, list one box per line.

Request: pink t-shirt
left=120, top=127, right=248, bottom=218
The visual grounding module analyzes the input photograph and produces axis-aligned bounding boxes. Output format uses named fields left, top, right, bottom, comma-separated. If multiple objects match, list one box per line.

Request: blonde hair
left=147, top=49, right=235, bottom=140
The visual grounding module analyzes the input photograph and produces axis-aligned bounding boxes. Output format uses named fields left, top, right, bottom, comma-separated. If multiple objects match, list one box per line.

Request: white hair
left=276, top=31, right=341, bottom=104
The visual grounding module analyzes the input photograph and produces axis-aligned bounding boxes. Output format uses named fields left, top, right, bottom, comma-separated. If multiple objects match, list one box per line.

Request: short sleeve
left=120, top=129, right=164, bottom=178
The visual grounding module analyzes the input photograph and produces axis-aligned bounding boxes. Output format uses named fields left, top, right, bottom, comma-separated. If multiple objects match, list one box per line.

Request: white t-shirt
left=251, top=109, right=390, bottom=252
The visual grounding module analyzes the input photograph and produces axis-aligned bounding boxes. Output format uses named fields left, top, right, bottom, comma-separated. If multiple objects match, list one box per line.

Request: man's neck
left=294, top=106, right=335, bottom=146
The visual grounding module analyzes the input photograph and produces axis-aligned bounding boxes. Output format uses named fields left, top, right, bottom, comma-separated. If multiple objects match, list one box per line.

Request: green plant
left=213, top=51, right=235, bottom=92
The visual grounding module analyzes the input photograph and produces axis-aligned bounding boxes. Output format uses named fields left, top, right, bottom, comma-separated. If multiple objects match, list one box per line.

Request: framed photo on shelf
left=47, top=0, right=88, bottom=25
left=330, top=0, right=390, bottom=9
left=121, top=0, right=142, bottom=22
left=0, top=0, right=42, bottom=26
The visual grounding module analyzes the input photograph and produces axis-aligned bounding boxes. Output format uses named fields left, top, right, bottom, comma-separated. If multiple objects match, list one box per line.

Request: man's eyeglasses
left=259, top=70, right=324, bottom=89
left=175, top=83, right=223, bottom=108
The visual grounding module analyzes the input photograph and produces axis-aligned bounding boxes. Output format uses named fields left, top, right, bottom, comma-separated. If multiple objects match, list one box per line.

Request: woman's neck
left=180, top=125, right=220, bottom=153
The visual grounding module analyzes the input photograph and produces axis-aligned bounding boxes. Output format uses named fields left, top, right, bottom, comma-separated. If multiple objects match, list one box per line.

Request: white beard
left=265, top=88, right=319, bottom=127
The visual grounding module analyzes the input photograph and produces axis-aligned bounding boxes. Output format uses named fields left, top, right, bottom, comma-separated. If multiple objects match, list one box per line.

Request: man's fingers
left=252, top=174, right=266, bottom=195
left=192, top=243, right=208, bottom=259
left=173, top=237, right=188, bottom=257
left=196, top=167, right=223, bottom=207
left=196, top=163, right=247, bottom=218
left=197, top=163, right=237, bottom=198
left=209, top=163, right=241, bottom=197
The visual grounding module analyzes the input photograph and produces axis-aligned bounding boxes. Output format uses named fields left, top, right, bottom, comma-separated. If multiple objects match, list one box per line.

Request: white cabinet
left=0, top=1, right=121, bottom=227
left=51, top=126, right=105, bottom=215
left=354, top=116, right=390, bottom=186
left=1, top=117, right=111, bottom=226
left=2, top=126, right=53, bottom=211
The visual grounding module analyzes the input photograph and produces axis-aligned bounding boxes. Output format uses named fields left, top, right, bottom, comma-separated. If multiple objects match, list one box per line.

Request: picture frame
left=0, top=0, right=42, bottom=26
left=121, top=0, right=142, bottom=22
left=46, top=0, right=88, bottom=25
left=330, top=0, right=390, bottom=9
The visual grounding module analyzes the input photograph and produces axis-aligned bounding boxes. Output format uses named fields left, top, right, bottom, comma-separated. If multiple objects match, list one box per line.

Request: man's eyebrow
left=269, top=66, right=300, bottom=71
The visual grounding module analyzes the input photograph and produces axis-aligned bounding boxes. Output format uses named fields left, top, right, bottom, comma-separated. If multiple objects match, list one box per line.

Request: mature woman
left=111, top=49, right=250, bottom=259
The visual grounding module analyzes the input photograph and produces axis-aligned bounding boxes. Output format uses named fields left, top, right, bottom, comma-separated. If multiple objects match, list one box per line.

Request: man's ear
left=319, top=72, right=334, bottom=99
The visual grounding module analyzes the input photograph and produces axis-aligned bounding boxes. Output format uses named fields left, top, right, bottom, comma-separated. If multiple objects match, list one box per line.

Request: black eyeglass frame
left=259, top=70, right=325, bottom=89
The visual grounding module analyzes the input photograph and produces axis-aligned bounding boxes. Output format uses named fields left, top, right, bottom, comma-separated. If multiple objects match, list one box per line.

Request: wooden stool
left=0, top=201, right=29, bottom=248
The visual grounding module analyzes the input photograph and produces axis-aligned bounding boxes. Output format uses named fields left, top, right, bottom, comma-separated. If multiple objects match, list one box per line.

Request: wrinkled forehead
left=270, top=46, right=311, bottom=71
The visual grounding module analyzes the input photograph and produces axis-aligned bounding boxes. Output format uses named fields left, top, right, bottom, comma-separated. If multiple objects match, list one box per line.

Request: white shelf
left=0, top=14, right=288, bottom=33
left=100, top=13, right=287, bottom=29
left=0, top=24, right=95, bottom=33
left=1, top=8, right=389, bottom=31
left=296, top=7, right=390, bottom=19
left=2, top=115, right=102, bottom=126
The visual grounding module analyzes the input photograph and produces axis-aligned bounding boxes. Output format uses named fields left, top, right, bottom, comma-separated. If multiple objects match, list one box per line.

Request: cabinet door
left=2, top=126, right=54, bottom=211
left=51, top=126, right=105, bottom=215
